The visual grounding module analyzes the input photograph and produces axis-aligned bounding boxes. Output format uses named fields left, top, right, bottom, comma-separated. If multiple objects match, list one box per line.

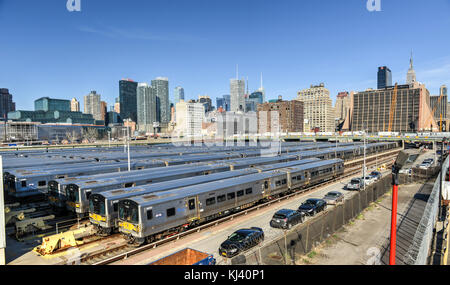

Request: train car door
left=186, top=196, right=201, bottom=223
left=262, top=178, right=271, bottom=198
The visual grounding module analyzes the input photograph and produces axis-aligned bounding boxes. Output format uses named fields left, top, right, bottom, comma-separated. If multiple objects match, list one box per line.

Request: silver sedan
left=323, top=191, right=344, bottom=205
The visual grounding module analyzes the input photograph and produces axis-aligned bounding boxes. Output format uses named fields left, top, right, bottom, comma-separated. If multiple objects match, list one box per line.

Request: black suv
left=298, top=198, right=327, bottom=216
left=218, top=227, right=264, bottom=258
left=270, top=209, right=304, bottom=229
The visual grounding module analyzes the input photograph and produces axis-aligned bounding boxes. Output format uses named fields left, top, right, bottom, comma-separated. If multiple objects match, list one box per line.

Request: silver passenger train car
left=117, top=159, right=344, bottom=246
left=88, top=158, right=321, bottom=235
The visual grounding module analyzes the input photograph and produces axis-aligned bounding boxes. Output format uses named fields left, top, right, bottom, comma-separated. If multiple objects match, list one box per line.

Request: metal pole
left=0, top=156, right=6, bottom=265
left=108, top=131, right=111, bottom=148
left=389, top=171, right=399, bottom=265
left=127, top=126, right=131, bottom=172
left=363, top=131, right=366, bottom=190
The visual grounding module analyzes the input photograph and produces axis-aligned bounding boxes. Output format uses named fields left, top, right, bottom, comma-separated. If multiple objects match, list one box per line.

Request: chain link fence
left=227, top=175, right=393, bottom=265
left=402, top=157, right=446, bottom=265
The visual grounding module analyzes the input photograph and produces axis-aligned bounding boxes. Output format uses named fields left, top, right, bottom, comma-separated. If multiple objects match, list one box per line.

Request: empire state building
left=406, top=53, right=417, bottom=85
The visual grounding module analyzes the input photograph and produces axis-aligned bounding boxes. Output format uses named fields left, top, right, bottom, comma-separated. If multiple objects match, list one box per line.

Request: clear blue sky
left=1, top=0, right=450, bottom=110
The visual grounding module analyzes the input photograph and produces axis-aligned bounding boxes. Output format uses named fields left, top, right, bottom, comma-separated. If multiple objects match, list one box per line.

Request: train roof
left=98, top=168, right=261, bottom=201
left=129, top=159, right=343, bottom=208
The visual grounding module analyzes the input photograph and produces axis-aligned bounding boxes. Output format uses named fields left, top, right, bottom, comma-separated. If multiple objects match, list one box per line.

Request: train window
left=264, top=181, right=269, bottom=189
left=282, top=179, right=287, bottom=185
left=297, top=175, right=302, bottom=180
left=147, top=210, right=153, bottom=220
left=113, top=203, right=118, bottom=212
left=227, top=192, right=235, bottom=200
left=166, top=208, right=176, bottom=217
left=147, top=180, right=153, bottom=184
left=237, top=190, right=244, bottom=197
left=86, top=191, right=92, bottom=200
left=206, top=197, right=216, bottom=206
left=275, top=181, right=281, bottom=186
left=188, top=199, right=196, bottom=210
left=21, top=181, right=26, bottom=187
left=38, top=181, right=46, bottom=187
left=292, top=176, right=297, bottom=181
left=245, top=188, right=252, bottom=195
left=217, top=195, right=226, bottom=203
left=124, top=183, right=134, bottom=188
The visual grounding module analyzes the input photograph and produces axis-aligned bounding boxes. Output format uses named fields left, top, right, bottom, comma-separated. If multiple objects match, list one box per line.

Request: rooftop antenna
left=246, top=76, right=249, bottom=95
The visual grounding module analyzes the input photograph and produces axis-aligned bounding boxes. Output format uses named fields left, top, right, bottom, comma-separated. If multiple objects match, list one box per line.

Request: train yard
left=0, top=141, right=402, bottom=265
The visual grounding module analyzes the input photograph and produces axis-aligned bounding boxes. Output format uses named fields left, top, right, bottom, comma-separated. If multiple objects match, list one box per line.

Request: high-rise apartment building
left=0, top=88, right=16, bottom=120
left=175, top=100, right=205, bottom=137
left=257, top=98, right=304, bottom=133
left=152, top=77, right=169, bottom=123
left=84, top=91, right=102, bottom=121
left=230, top=79, right=245, bottom=112
left=296, top=83, right=335, bottom=132
left=114, top=97, right=120, bottom=114
left=71, top=98, right=80, bottom=112
left=119, top=79, right=138, bottom=122
left=100, top=101, right=108, bottom=123
left=137, top=83, right=157, bottom=133
left=430, top=94, right=447, bottom=123
left=174, top=86, right=185, bottom=104
left=377, top=66, right=392, bottom=89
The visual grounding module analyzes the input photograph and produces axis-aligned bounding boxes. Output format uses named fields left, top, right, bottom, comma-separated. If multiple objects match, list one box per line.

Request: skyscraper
left=152, top=77, right=170, bottom=123
left=198, top=95, right=213, bottom=113
left=377, top=66, right=392, bottom=89
left=174, top=86, right=185, bottom=104
left=230, top=79, right=245, bottom=112
left=84, top=91, right=102, bottom=121
left=119, top=79, right=138, bottom=122
left=137, top=83, right=157, bottom=132
left=406, top=53, right=417, bottom=85
left=441, top=85, right=448, bottom=97
left=0, top=88, right=15, bottom=120
left=71, top=98, right=80, bottom=112
left=296, top=83, right=335, bottom=132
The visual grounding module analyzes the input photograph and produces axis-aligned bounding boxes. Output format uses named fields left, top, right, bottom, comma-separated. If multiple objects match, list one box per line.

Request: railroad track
left=84, top=149, right=400, bottom=265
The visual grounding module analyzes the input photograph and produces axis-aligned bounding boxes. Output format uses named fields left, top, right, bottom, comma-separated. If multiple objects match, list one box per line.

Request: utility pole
left=0, top=156, right=6, bottom=265
left=363, top=130, right=367, bottom=190
left=127, top=125, right=131, bottom=172
left=108, top=131, right=111, bottom=148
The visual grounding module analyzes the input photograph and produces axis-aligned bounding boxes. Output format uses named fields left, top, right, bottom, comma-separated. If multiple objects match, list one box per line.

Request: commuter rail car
left=117, top=159, right=344, bottom=246
left=64, top=163, right=233, bottom=216
left=88, top=158, right=320, bottom=235
left=48, top=154, right=301, bottom=210
left=89, top=169, right=261, bottom=236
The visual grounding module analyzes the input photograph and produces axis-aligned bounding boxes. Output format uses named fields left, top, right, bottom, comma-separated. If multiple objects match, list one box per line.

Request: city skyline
left=1, top=0, right=450, bottom=110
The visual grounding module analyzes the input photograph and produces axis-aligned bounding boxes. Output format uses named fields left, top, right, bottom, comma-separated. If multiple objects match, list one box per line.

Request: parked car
left=370, top=171, right=382, bottom=181
left=346, top=178, right=364, bottom=191
left=323, top=191, right=344, bottom=205
left=362, top=176, right=376, bottom=185
left=270, top=209, right=304, bottom=229
left=298, top=199, right=327, bottom=216
left=418, top=162, right=432, bottom=169
left=399, top=168, right=412, bottom=175
left=218, top=228, right=264, bottom=258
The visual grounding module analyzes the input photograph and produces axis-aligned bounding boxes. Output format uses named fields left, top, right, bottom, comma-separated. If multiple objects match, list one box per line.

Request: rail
left=88, top=153, right=399, bottom=265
